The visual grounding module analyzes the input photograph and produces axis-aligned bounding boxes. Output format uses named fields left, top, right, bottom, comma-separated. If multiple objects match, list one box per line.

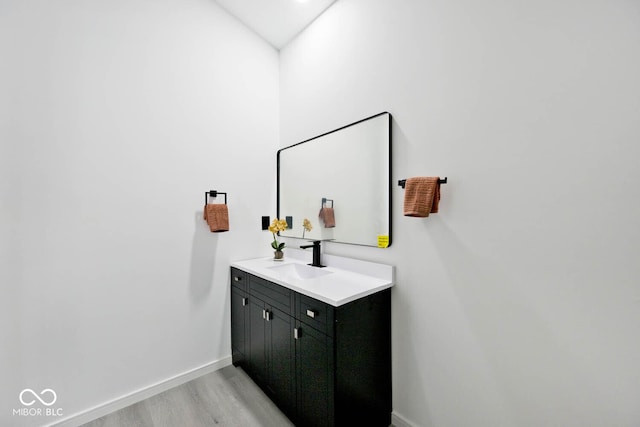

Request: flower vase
left=274, top=250, right=284, bottom=260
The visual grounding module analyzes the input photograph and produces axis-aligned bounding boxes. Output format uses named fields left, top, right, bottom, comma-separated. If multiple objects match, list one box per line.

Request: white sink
left=267, top=263, right=333, bottom=280
left=232, top=254, right=393, bottom=306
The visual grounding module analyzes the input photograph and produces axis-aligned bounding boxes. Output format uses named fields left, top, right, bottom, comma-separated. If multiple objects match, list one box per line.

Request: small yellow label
left=377, top=235, right=389, bottom=248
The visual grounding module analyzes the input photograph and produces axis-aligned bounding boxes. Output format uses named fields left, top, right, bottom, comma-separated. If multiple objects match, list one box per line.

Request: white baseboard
left=48, top=356, right=232, bottom=427
left=392, top=411, right=417, bottom=427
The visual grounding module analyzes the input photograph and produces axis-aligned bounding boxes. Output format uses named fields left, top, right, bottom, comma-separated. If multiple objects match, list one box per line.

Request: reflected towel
left=318, top=207, right=336, bottom=228
left=203, top=204, right=229, bottom=232
left=403, top=177, right=440, bottom=217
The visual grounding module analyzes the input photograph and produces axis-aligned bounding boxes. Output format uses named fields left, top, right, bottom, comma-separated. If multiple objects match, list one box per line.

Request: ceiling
left=214, top=0, right=337, bottom=49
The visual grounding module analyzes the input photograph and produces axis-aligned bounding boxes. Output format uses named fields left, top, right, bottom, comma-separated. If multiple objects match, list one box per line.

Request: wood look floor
left=82, top=365, right=295, bottom=427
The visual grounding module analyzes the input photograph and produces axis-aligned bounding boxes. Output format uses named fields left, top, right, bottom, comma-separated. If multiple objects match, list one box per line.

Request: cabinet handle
left=242, top=297, right=247, bottom=306
left=294, top=328, right=300, bottom=340
left=306, top=309, right=317, bottom=319
left=266, top=311, right=271, bottom=321
left=262, top=309, right=266, bottom=319
left=234, top=276, right=242, bottom=282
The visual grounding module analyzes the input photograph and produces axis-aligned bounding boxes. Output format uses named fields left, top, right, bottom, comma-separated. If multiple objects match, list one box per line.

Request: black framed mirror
left=277, top=112, right=391, bottom=247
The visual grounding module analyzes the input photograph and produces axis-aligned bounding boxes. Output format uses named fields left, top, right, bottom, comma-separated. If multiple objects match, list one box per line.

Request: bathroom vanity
left=230, top=254, right=393, bottom=426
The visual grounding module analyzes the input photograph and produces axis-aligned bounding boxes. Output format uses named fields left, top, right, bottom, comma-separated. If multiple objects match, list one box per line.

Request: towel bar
left=205, top=190, right=227, bottom=205
left=398, top=177, right=447, bottom=189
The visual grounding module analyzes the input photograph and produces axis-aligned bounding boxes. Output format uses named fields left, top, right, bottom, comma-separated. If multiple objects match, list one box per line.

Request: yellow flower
left=302, top=218, right=312, bottom=238
left=271, top=218, right=288, bottom=232
left=269, top=218, right=288, bottom=251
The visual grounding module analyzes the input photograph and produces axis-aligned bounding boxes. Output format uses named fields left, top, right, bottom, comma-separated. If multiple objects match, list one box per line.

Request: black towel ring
left=205, top=190, right=227, bottom=205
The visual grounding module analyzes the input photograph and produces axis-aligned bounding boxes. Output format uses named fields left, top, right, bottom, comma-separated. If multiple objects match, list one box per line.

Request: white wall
left=280, top=0, right=640, bottom=426
left=0, top=1, right=278, bottom=425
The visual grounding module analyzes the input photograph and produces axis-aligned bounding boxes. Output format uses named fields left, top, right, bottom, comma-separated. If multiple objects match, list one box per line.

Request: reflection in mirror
left=277, top=112, right=391, bottom=247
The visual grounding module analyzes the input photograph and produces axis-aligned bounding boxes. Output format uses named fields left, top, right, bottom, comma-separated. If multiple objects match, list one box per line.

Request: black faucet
left=300, top=240, right=325, bottom=267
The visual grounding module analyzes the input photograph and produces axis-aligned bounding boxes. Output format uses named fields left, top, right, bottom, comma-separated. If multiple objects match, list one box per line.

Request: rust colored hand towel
left=203, top=204, right=229, bottom=232
left=318, top=207, right=336, bottom=228
left=403, top=177, right=440, bottom=217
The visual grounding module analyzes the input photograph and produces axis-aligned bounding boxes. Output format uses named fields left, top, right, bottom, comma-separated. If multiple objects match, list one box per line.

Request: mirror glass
left=277, top=112, right=391, bottom=247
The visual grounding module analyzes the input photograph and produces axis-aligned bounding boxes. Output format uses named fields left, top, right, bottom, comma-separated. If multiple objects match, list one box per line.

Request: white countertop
left=231, top=251, right=394, bottom=307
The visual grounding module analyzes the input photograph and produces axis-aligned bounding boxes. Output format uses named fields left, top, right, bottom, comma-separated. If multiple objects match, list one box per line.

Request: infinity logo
left=19, top=389, right=57, bottom=407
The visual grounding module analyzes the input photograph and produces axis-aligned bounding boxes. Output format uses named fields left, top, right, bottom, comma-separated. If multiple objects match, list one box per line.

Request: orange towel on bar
left=203, top=204, right=229, bottom=232
left=318, top=207, right=336, bottom=228
left=403, top=177, right=440, bottom=217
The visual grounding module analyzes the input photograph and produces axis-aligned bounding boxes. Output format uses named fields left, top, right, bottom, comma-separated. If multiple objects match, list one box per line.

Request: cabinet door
left=231, top=286, right=248, bottom=366
left=266, top=307, right=296, bottom=417
left=296, top=324, right=334, bottom=427
left=247, top=298, right=267, bottom=387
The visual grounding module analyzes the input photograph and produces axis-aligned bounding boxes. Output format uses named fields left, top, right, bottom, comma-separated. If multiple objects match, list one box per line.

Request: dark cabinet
left=295, top=322, right=334, bottom=426
left=246, top=296, right=267, bottom=385
left=239, top=273, right=296, bottom=417
left=230, top=266, right=391, bottom=427
left=333, top=291, right=392, bottom=425
left=230, top=268, right=248, bottom=366
left=266, top=306, right=296, bottom=416
left=247, top=296, right=295, bottom=415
